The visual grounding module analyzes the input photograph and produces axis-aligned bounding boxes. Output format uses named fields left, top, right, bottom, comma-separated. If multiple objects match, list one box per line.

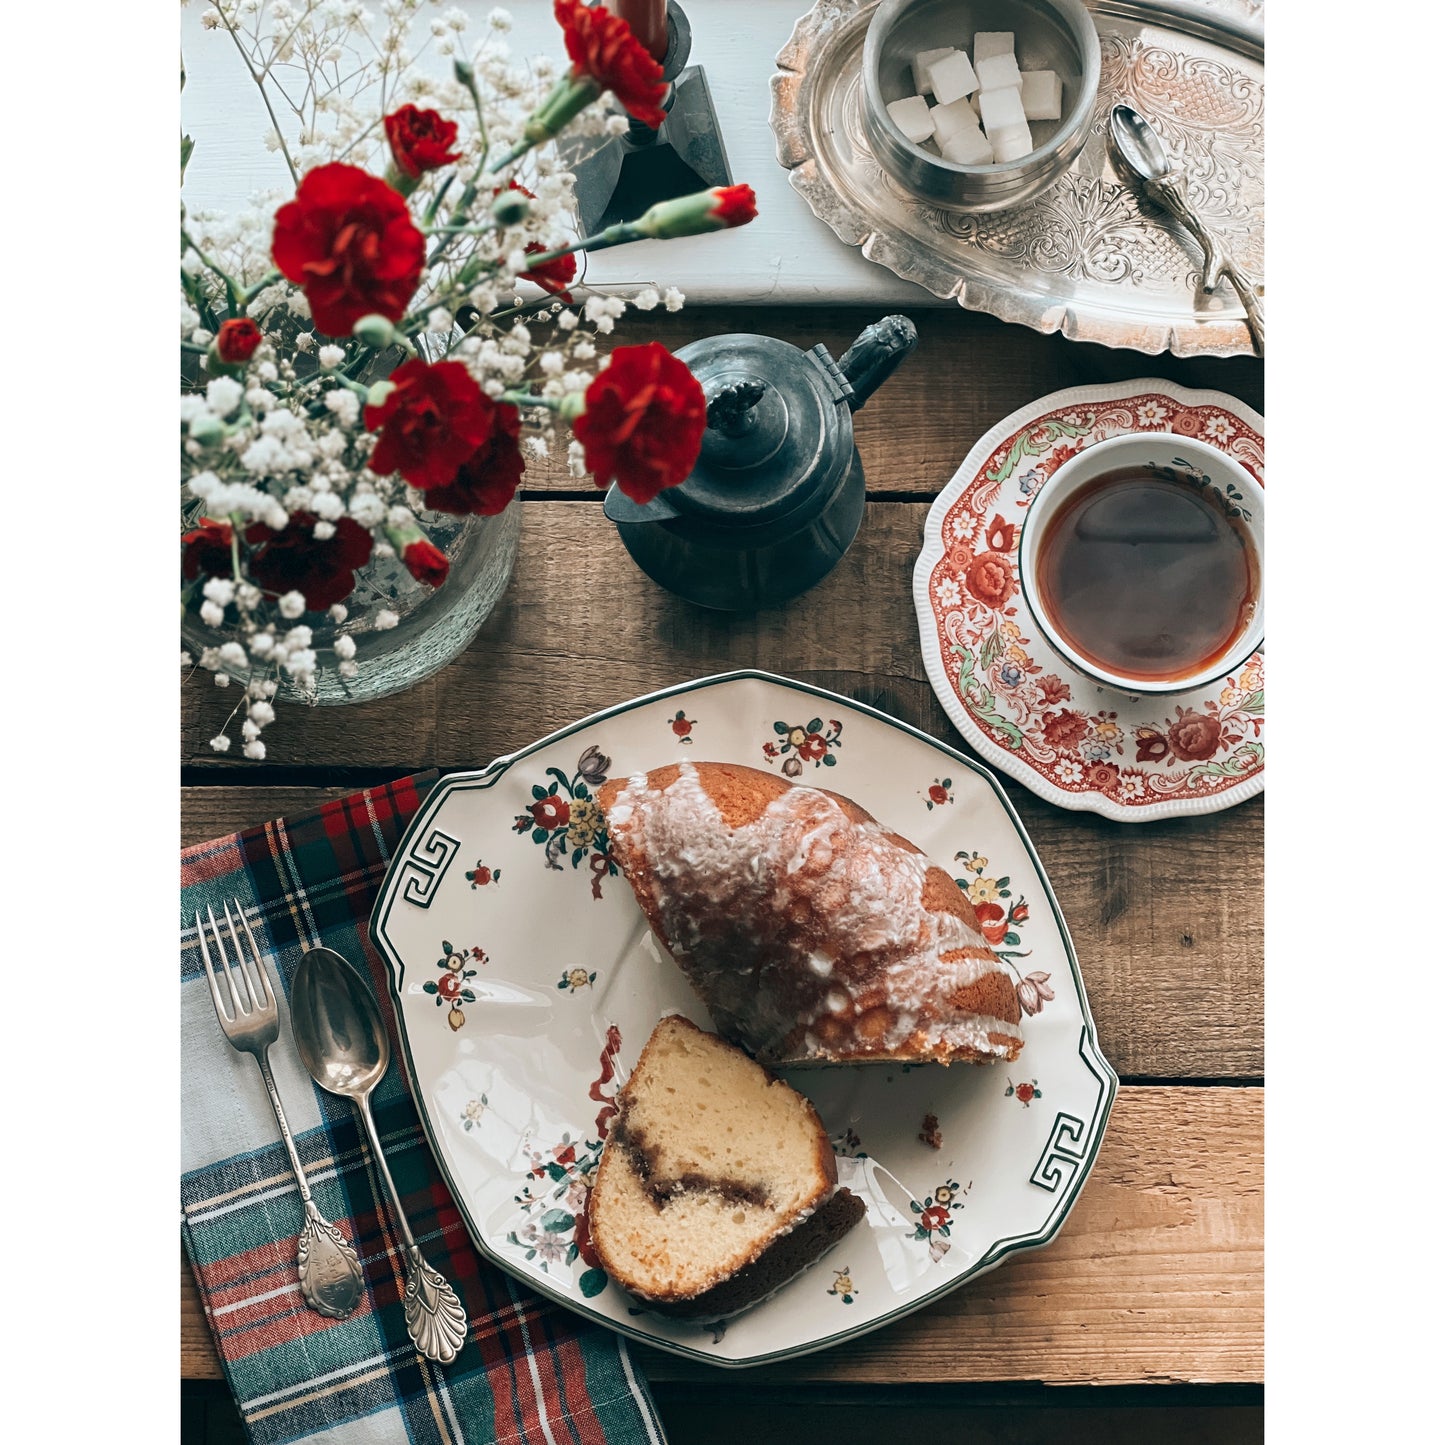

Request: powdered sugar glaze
left=603, top=763, right=1024, bottom=1066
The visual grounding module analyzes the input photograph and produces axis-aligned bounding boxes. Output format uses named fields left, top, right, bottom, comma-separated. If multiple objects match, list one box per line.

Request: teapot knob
left=706, top=378, right=768, bottom=437
left=836, top=314, right=918, bottom=412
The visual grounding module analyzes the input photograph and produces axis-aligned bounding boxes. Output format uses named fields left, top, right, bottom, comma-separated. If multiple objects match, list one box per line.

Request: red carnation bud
left=214, top=317, right=263, bottom=365
left=519, top=242, right=577, bottom=302
left=708, top=184, right=758, bottom=229
left=402, top=538, right=450, bottom=588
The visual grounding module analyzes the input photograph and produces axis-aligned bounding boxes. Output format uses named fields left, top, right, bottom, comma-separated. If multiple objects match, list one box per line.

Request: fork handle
left=255, top=1049, right=312, bottom=1204
left=256, top=1049, right=366, bottom=1319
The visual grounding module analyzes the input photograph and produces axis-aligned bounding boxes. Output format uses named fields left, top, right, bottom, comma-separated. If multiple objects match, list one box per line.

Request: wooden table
left=181, top=306, right=1264, bottom=1444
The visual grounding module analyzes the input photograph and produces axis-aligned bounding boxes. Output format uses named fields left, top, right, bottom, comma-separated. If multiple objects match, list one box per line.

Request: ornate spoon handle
left=355, top=1097, right=468, bottom=1364
left=256, top=1050, right=365, bottom=1319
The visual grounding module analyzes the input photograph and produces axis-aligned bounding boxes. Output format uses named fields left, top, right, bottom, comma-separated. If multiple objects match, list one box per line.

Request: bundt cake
left=587, top=1015, right=866, bottom=1318
left=598, top=761, right=1023, bottom=1067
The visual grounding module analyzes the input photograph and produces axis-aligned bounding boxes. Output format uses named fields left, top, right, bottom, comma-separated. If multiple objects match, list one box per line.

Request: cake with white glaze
left=597, top=762, right=1024, bottom=1067
left=587, top=1014, right=865, bottom=1318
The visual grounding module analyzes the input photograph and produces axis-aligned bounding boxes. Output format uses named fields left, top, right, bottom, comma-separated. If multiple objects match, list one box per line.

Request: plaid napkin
left=181, top=775, right=666, bottom=1445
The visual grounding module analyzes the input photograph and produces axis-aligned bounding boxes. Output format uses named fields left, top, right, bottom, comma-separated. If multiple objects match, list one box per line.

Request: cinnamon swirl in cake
left=598, top=761, right=1023, bottom=1067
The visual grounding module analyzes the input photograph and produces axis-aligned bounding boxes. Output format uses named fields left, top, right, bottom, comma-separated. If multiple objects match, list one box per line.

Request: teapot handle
left=837, top=314, right=918, bottom=412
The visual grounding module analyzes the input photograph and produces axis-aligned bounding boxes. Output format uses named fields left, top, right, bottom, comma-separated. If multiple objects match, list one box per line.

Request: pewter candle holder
left=571, top=0, right=734, bottom=236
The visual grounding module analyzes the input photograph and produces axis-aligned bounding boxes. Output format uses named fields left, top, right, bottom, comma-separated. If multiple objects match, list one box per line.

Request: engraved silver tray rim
left=770, top=0, right=1265, bottom=358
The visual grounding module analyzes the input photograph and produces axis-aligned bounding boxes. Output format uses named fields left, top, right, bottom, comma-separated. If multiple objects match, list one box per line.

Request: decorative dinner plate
left=370, top=672, right=1115, bottom=1367
left=914, top=380, right=1265, bottom=822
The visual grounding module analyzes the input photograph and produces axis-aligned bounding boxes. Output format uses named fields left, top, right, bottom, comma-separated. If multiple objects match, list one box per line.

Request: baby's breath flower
left=334, top=633, right=357, bottom=660
left=206, top=376, right=244, bottom=416
left=218, top=642, right=248, bottom=669
left=242, top=719, right=261, bottom=742
left=200, top=600, right=226, bottom=627
left=278, top=591, right=307, bottom=619
left=213, top=671, right=231, bottom=687
left=248, top=701, right=276, bottom=725
left=664, top=287, right=685, bottom=311
left=329, top=604, right=349, bottom=623
left=313, top=520, right=336, bottom=539
left=318, top=344, right=346, bottom=369
left=244, top=739, right=267, bottom=760
left=210, top=734, right=232, bottom=751
left=338, top=659, right=360, bottom=680
left=631, top=287, right=660, bottom=311
left=374, top=609, right=400, bottom=631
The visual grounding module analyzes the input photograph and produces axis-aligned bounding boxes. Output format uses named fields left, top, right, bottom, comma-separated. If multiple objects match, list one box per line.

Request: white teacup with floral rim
left=1016, top=432, right=1264, bottom=696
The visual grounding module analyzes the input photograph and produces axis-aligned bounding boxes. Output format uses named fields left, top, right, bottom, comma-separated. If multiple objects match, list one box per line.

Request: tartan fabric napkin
left=181, top=775, right=666, bottom=1445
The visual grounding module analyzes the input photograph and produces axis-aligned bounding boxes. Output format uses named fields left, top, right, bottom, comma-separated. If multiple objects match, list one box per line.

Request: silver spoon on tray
left=291, top=946, right=469, bottom=1365
left=1109, top=102, right=1264, bottom=357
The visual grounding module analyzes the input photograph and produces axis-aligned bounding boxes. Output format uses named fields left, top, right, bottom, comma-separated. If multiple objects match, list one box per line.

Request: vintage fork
left=196, top=901, right=366, bottom=1320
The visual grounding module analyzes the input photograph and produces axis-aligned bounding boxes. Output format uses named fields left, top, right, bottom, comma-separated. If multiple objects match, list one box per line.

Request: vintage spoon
left=1108, top=102, right=1264, bottom=357
left=291, top=946, right=468, bottom=1365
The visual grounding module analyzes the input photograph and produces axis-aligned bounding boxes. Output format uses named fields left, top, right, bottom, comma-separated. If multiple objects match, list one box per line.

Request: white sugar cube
left=977, top=85, right=1028, bottom=135
left=925, top=49, right=979, bottom=105
left=1019, top=70, right=1063, bottom=121
left=990, top=121, right=1035, bottom=164
left=973, top=32, right=1015, bottom=64
left=911, top=46, right=954, bottom=96
left=940, top=125, right=995, bottom=166
left=886, top=94, right=935, bottom=144
left=930, top=96, right=983, bottom=144
left=975, top=51, right=1023, bottom=93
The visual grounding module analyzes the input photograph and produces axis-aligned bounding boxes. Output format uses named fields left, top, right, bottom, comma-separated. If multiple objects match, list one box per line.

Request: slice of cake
left=588, top=1015, right=866, bottom=1318
left=598, top=762, right=1024, bottom=1068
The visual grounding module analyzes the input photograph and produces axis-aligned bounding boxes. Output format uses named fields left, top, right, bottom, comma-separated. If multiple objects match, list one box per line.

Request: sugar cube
left=1019, top=70, right=1063, bottom=121
left=977, top=85, right=1028, bottom=135
left=925, top=49, right=979, bottom=106
left=930, top=96, right=982, bottom=144
left=940, top=125, right=995, bottom=166
left=989, top=122, right=1034, bottom=164
left=911, top=46, right=954, bottom=96
left=973, top=32, right=1015, bottom=65
left=885, top=94, right=935, bottom=144
left=975, top=51, right=1022, bottom=93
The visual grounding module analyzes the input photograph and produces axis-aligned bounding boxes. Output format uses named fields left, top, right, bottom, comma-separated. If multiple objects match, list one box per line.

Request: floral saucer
left=370, top=672, right=1115, bottom=1367
left=913, top=381, right=1265, bottom=822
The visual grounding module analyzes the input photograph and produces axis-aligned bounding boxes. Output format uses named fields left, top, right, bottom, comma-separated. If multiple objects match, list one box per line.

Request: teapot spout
left=837, top=314, right=918, bottom=412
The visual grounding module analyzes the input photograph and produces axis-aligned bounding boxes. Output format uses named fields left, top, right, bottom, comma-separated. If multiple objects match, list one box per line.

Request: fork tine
left=196, top=910, right=232, bottom=1024
left=231, top=904, right=275, bottom=1010
left=222, top=900, right=263, bottom=1014
left=207, top=903, right=248, bottom=1017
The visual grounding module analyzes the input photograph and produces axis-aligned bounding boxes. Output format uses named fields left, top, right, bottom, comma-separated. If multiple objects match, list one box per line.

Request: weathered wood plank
left=181, top=784, right=1262, bottom=1079
left=182, top=1086, right=1262, bottom=1385
left=519, top=309, right=1263, bottom=495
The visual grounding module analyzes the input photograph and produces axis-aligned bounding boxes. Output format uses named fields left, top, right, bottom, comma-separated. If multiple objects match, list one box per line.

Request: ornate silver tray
left=770, top=0, right=1264, bottom=356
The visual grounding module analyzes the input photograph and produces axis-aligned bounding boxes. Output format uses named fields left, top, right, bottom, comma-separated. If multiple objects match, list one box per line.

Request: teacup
left=1016, top=432, right=1264, bottom=695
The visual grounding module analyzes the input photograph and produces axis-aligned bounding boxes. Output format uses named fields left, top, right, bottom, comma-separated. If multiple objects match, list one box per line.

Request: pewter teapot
left=603, top=314, right=918, bottom=610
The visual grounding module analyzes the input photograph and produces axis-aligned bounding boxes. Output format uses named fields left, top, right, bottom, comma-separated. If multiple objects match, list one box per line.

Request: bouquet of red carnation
left=182, top=1, right=756, bottom=757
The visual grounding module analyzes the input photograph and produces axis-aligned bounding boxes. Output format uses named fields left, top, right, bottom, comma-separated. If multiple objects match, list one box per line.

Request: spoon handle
left=255, top=1049, right=364, bottom=1319
left=355, top=1099, right=468, bottom=1364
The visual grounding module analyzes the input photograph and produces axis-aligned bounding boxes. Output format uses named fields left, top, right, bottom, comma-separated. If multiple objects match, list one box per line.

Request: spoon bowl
left=292, top=947, right=390, bottom=1101
left=1109, top=102, right=1173, bottom=183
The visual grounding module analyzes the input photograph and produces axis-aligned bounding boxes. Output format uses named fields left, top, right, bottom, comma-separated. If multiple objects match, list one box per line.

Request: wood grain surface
left=182, top=1086, right=1262, bottom=1385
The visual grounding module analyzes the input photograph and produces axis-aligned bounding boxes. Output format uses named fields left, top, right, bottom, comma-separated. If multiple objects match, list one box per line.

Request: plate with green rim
left=370, top=670, right=1116, bottom=1367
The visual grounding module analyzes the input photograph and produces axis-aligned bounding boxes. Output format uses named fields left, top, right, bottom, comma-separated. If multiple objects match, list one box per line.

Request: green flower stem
left=501, top=390, right=561, bottom=412
left=455, top=57, right=489, bottom=168
left=489, top=74, right=599, bottom=174
left=242, top=269, right=282, bottom=304
left=522, top=220, right=645, bottom=269
left=422, top=173, right=457, bottom=228
left=182, top=227, right=244, bottom=312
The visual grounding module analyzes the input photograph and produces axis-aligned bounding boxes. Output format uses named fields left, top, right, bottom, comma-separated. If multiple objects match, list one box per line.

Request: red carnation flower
left=709, top=184, right=758, bottom=228
left=244, top=511, right=374, bottom=611
left=214, top=318, right=262, bottom=365
left=520, top=242, right=577, bottom=302
left=365, top=358, right=497, bottom=491
left=384, top=104, right=461, bottom=179
left=181, top=519, right=234, bottom=581
left=554, top=0, right=667, bottom=129
left=424, top=401, right=526, bottom=516
left=403, top=538, right=449, bottom=588
left=572, top=342, right=706, bottom=504
left=271, top=163, right=425, bottom=337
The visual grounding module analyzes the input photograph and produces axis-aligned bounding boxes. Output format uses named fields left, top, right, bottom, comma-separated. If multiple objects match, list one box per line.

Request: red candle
left=608, top=0, right=669, bottom=63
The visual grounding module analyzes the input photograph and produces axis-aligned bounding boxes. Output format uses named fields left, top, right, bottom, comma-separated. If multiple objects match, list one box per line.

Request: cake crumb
left=919, top=1113, right=942, bottom=1150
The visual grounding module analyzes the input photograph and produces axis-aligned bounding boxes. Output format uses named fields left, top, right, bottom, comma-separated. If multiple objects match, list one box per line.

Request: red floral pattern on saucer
left=915, top=382, right=1264, bottom=821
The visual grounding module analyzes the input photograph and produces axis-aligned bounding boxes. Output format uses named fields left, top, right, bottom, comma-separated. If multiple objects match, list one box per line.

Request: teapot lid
left=659, top=332, right=851, bottom=528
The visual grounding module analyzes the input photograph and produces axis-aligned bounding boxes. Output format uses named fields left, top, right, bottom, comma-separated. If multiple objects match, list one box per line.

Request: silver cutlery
left=290, top=945, right=468, bottom=1365
left=1109, top=102, right=1264, bottom=358
left=196, top=902, right=366, bottom=1321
